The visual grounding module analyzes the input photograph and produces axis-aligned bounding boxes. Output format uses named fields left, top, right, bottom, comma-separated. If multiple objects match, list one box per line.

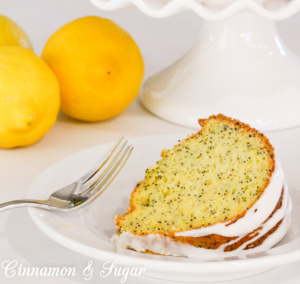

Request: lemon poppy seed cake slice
left=113, top=114, right=291, bottom=257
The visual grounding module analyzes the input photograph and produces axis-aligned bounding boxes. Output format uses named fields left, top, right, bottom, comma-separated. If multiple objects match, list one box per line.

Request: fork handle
left=0, top=199, right=49, bottom=213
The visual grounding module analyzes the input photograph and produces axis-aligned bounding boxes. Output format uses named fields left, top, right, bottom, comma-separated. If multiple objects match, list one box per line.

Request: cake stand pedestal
left=90, top=0, right=300, bottom=131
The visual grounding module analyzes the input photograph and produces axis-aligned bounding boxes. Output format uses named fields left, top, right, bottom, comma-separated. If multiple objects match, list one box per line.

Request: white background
left=0, top=0, right=299, bottom=283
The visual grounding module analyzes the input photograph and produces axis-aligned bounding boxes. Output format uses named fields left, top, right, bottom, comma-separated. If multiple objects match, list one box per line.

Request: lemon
left=0, top=15, right=32, bottom=49
left=0, top=47, right=60, bottom=148
left=41, top=16, right=144, bottom=121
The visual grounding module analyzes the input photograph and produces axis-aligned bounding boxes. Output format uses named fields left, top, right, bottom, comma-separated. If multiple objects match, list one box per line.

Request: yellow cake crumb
left=116, top=114, right=275, bottom=238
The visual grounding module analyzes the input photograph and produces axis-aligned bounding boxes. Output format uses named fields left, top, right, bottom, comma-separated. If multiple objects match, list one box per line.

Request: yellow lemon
left=41, top=16, right=144, bottom=121
left=0, top=47, right=60, bottom=148
left=0, top=15, right=32, bottom=49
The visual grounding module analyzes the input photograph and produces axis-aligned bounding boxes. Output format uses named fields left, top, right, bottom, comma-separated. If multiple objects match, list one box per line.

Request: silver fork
left=0, top=137, right=133, bottom=213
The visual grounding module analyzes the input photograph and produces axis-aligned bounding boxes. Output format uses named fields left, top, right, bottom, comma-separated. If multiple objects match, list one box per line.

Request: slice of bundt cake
left=113, top=114, right=291, bottom=257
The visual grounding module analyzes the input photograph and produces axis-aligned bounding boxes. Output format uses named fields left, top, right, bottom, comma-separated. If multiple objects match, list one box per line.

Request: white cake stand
left=90, top=0, right=300, bottom=131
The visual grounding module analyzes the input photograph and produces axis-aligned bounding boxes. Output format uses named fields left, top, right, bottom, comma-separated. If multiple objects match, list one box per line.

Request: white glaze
left=112, top=199, right=291, bottom=259
left=113, top=159, right=292, bottom=258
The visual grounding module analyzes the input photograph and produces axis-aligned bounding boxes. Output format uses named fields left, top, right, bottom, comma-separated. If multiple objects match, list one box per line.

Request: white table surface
left=0, top=0, right=299, bottom=283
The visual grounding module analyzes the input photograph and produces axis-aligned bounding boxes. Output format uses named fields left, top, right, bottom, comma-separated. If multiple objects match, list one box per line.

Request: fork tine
left=81, top=137, right=125, bottom=185
left=81, top=139, right=128, bottom=192
left=80, top=144, right=133, bottom=199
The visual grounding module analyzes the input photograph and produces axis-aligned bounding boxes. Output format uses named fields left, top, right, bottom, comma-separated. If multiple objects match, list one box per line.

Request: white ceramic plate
left=28, top=134, right=300, bottom=282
